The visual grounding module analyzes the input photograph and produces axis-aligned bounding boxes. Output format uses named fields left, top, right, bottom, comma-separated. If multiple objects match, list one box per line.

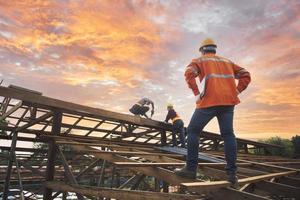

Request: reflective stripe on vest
left=197, top=57, right=232, bottom=64
left=200, top=73, right=235, bottom=98
left=235, top=68, right=248, bottom=78
left=187, top=65, right=199, bottom=76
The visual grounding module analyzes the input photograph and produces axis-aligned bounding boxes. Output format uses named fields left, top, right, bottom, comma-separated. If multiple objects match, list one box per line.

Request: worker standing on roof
left=174, top=38, right=251, bottom=187
left=129, top=97, right=154, bottom=118
left=165, top=103, right=186, bottom=148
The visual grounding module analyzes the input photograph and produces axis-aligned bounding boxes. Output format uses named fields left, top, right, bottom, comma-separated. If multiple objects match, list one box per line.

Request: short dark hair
left=200, top=45, right=216, bottom=54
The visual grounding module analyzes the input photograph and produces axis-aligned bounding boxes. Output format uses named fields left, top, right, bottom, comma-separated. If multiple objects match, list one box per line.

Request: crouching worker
left=129, top=97, right=154, bottom=118
left=165, top=103, right=185, bottom=148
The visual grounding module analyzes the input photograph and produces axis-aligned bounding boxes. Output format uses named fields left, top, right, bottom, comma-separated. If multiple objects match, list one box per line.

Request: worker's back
left=185, top=53, right=250, bottom=108
left=137, top=97, right=152, bottom=106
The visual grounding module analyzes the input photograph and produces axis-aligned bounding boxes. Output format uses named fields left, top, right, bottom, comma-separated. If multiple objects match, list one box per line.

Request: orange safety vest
left=185, top=53, right=251, bottom=108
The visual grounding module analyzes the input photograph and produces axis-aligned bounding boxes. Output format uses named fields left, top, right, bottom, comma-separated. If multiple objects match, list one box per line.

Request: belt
left=172, top=116, right=181, bottom=123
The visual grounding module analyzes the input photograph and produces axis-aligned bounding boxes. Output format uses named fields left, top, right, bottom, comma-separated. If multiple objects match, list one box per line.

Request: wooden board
left=182, top=171, right=297, bottom=193
left=45, top=181, right=205, bottom=200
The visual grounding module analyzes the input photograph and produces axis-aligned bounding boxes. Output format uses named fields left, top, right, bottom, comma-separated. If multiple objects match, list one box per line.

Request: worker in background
left=174, top=38, right=251, bottom=187
left=165, top=103, right=186, bottom=148
left=129, top=97, right=154, bottom=118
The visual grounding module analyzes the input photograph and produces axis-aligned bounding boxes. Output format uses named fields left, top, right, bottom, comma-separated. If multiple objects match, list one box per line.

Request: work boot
left=174, top=165, right=196, bottom=179
left=227, top=173, right=239, bottom=188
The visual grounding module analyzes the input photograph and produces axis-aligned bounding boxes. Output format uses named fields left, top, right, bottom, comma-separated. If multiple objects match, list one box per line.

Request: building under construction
left=0, top=85, right=299, bottom=199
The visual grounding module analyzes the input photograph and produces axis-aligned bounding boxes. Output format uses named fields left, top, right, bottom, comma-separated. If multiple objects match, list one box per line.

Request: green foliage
left=32, top=142, right=48, bottom=158
left=33, top=142, right=48, bottom=151
left=258, top=136, right=294, bottom=157
left=291, top=135, right=300, bottom=156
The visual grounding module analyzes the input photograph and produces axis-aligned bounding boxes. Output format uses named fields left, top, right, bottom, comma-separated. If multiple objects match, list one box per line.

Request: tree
left=259, top=136, right=294, bottom=157
left=291, top=135, right=300, bottom=157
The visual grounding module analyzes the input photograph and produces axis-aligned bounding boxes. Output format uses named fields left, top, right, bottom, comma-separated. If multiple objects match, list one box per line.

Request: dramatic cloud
left=0, top=0, right=299, bottom=139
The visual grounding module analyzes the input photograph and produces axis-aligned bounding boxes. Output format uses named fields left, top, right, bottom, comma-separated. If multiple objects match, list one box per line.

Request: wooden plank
left=56, top=146, right=84, bottom=200
left=182, top=171, right=297, bottom=193
left=2, top=130, right=20, bottom=200
left=210, top=187, right=271, bottom=200
left=16, top=112, right=53, bottom=132
left=241, top=159, right=300, bottom=173
left=55, top=141, right=154, bottom=151
left=0, top=86, right=283, bottom=150
left=71, top=147, right=184, bottom=158
left=0, top=86, right=171, bottom=130
left=85, top=120, right=105, bottom=136
left=0, top=101, right=22, bottom=121
left=45, top=181, right=205, bottom=200
left=265, top=161, right=300, bottom=165
left=253, top=180, right=300, bottom=198
left=1, top=111, right=50, bottom=200
left=118, top=174, right=140, bottom=189
left=76, top=158, right=100, bottom=179
left=211, top=154, right=300, bottom=173
left=8, top=85, right=42, bottom=95
left=277, top=176, right=300, bottom=187
left=201, top=131, right=281, bottom=148
left=61, top=122, right=128, bottom=136
left=14, top=156, right=25, bottom=200
left=156, top=146, right=224, bottom=163
left=67, top=143, right=196, bottom=185
left=63, top=116, right=84, bottom=135
left=113, top=162, right=251, bottom=167
left=97, top=160, right=106, bottom=187
left=0, top=97, right=11, bottom=114
left=43, top=111, right=61, bottom=200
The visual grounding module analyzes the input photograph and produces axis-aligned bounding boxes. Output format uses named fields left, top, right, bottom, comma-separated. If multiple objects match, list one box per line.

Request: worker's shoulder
left=215, top=55, right=234, bottom=63
left=191, top=57, right=200, bottom=63
left=191, top=55, right=234, bottom=64
left=191, top=56, right=206, bottom=63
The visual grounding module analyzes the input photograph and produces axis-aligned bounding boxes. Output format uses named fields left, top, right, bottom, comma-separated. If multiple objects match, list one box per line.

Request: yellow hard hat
left=167, top=103, right=173, bottom=108
left=199, top=38, right=217, bottom=50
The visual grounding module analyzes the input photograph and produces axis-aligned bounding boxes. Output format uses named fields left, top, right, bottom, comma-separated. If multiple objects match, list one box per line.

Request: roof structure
left=0, top=85, right=299, bottom=200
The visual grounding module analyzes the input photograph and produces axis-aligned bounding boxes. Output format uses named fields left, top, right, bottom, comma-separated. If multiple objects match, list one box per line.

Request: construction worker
left=174, top=38, right=251, bottom=187
left=129, top=97, right=154, bottom=118
left=165, top=103, right=185, bottom=148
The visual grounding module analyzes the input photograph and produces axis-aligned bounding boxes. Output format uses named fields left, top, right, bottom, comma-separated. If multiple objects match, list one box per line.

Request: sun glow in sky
left=0, top=0, right=299, bottom=140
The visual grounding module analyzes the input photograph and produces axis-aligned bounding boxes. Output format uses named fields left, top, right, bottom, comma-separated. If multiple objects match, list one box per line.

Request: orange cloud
left=0, top=0, right=174, bottom=87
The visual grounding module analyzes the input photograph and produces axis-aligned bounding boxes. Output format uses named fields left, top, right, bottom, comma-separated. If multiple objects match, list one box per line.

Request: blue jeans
left=172, top=119, right=186, bottom=147
left=186, top=106, right=237, bottom=174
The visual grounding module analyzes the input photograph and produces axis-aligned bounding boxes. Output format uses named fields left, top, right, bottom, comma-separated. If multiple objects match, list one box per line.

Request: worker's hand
left=195, top=94, right=201, bottom=102
left=151, top=110, right=154, bottom=117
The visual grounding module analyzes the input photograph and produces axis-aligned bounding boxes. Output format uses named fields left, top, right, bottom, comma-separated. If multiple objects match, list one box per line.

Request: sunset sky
left=0, top=0, right=299, bottom=140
